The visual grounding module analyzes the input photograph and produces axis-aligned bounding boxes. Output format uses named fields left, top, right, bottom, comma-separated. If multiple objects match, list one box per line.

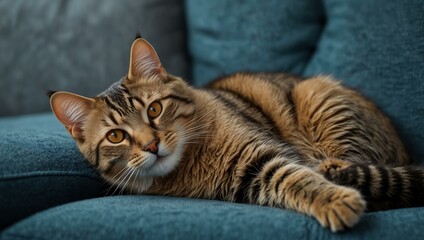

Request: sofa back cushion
left=0, top=0, right=189, bottom=116
left=186, top=0, right=325, bottom=85
left=187, top=0, right=424, bottom=163
left=304, top=0, right=424, bottom=162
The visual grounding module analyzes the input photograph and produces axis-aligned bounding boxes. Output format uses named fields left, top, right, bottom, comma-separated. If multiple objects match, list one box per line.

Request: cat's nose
left=143, top=139, right=158, bottom=154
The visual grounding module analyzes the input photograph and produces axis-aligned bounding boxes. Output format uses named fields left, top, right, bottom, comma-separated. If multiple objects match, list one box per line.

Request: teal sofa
left=1, top=0, right=424, bottom=239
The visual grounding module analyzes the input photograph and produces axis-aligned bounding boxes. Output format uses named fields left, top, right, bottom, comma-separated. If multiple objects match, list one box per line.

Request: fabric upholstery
left=303, top=0, right=424, bottom=163
left=185, top=0, right=325, bottom=86
left=0, top=114, right=106, bottom=229
left=2, top=195, right=424, bottom=240
left=2, top=0, right=424, bottom=239
left=186, top=0, right=424, bottom=163
left=0, top=0, right=189, bottom=116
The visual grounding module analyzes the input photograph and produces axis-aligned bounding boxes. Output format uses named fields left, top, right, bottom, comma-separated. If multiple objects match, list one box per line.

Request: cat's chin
left=142, top=156, right=176, bottom=176
left=141, top=142, right=185, bottom=177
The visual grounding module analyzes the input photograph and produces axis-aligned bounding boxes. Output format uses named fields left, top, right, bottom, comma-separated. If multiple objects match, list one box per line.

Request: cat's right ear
left=127, top=37, right=167, bottom=81
left=50, top=92, right=94, bottom=140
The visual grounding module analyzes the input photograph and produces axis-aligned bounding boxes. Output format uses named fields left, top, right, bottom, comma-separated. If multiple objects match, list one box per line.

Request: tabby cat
left=49, top=35, right=424, bottom=232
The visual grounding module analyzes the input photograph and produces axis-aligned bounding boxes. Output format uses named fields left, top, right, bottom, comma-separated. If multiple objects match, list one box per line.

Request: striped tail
left=320, top=160, right=424, bottom=211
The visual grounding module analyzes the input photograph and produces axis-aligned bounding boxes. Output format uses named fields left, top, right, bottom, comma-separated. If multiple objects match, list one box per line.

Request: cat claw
left=311, top=186, right=366, bottom=232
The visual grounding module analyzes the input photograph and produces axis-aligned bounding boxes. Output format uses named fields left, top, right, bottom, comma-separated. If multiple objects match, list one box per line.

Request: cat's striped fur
left=50, top=37, right=424, bottom=232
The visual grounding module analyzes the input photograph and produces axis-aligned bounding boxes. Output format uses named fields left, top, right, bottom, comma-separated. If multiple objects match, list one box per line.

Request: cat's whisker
left=179, top=105, right=220, bottom=130
left=118, top=168, right=135, bottom=195
left=105, top=165, right=133, bottom=192
left=105, top=166, right=131, bottom=196
left=130, top=167, right=142, bottom=195
left=135, top=157, right=151, bottom=169
left=101, top=159, right=127, bottom=188
left=184, top=125, right=213, bottom=133
left=179, top=120, right=214, bottom=137
left=126, top=168, right=139, bottom=195
left=181, top=131, right=213, bottom=141
left=111, top=167, right=133, bottom=196
left=138, top=169, right=145, bottom=194
left=109, top=168, right=132, bottom=195
left=120, top=168, right=137, bottom=195
left=181, top=130, right=211, bottom=138
left=182, top=117, right=217, bottom=132
left=181, top=133, right=210, bottom=141
left=108, top=165, right=130, bottom=182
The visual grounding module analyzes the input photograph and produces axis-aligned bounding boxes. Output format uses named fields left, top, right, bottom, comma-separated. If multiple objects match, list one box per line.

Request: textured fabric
left=0, top=114, right=106, bottom=229
left=185, top=0, right=325, bottom=86
left=0, top=0, right=189, bottom=116
left=304, top=0, right=424, bottom=163
left=2, top=195, right=424, bottom=240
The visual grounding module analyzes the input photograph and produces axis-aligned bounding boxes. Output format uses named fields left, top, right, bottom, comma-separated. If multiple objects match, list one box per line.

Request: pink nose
left=143, top=140, right=158, bottom=154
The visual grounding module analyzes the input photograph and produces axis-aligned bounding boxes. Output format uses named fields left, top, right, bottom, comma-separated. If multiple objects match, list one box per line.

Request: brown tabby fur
left=50, top=36, right=424, bottom=232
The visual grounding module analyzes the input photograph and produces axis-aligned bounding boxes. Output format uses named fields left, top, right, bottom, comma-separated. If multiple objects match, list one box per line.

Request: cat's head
left=50, top=37, right=197, bottom=189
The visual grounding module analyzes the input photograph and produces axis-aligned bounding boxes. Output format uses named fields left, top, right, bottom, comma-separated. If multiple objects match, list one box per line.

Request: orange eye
left=147, top=101, right=162, bottom=118
left=106, top=129, right=126, bottom=144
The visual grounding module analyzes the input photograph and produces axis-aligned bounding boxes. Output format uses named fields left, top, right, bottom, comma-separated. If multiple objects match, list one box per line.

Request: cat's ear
left=127, top=37, right=167, bottom=80
left=50, top=92, right=94, bottom=139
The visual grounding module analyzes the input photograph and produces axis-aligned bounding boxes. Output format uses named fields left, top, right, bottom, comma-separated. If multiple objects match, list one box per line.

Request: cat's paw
left=311, top=186, right=366, bottom=232
left=317, top=158, right=352, bottom=181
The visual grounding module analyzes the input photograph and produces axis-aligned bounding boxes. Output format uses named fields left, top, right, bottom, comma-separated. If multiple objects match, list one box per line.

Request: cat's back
left=207, top=72, right=301, bottom=108
left=206, top=72, right=301, bottom=134
left=206, top=72, right=409, bottom=166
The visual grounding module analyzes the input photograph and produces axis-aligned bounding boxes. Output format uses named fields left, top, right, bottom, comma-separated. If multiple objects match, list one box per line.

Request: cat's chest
left=148, top=138, right=248, bottom=199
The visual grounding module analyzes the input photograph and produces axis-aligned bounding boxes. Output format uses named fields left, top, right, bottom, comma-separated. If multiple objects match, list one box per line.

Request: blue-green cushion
left=0, top=114, right=106, bottom=229
left=185, top=0, right=325, bottom=85
left=303, top=0, right=424, bottom=163
left=187, top=0, right=424, bottom=163
left=2, top=195, right=424, bottom=240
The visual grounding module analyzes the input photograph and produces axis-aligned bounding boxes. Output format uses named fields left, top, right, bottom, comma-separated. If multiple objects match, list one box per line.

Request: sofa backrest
left=0, top=0, right=189, bottom=116
left=186, top=0, right=424, bottom=163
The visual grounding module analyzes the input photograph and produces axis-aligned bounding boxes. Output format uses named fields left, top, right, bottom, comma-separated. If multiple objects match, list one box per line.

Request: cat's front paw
left=311, top=186, right=366, bottom=232
left=317, top=158, right=352, bottom=183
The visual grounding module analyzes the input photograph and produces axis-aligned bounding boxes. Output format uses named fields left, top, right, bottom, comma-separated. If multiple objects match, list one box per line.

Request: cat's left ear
left=127, top=37, right=167, bottom=81
left=50, top=92, right=94, bottom=140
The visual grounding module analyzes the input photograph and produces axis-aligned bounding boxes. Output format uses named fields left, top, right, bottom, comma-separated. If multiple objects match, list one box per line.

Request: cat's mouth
left=155, top=154, right=167, bottom=162
left=141, top=152, right=169, bottom=169
left=128, top=142, right=181, bottom=177
left=152, top=144, right=172, bottom=163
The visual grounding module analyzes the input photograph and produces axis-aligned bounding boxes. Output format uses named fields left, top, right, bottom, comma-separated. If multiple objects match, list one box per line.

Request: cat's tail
left=319, top=159, right=424, bottom=211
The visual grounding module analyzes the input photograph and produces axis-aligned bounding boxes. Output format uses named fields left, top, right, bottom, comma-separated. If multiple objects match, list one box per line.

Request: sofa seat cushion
left=2, top=195, right=424, bottom=240
left=0, top=113, right=106, bottom=229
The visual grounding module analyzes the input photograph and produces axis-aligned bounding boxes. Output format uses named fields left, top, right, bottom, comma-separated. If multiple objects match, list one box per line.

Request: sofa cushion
left=304, top=0, right=424, bottom=163
left=2, top=195, right=424, bottom=240
left=185, top=0, right=325, bottom=85
left=0, top=114, right=106, bottom=229
left=0, top=0, right=189, bottom=116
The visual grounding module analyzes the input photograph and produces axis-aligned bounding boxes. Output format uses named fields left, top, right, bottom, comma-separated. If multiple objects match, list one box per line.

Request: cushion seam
left=0, top=232, right=48, bottom=240
left=0, top=171, right=103, bottom=182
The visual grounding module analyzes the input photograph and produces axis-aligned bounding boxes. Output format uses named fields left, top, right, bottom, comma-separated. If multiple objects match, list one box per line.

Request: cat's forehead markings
left=106, top=111, right=121, bottom=126
left=143, top=93, right=159, bottom=102
left=128, top=96, right=145, bottom=111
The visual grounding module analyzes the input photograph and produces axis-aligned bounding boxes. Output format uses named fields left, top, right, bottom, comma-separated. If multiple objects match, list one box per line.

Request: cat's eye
left=106, top=129, right=126, bottom=144
left=147, top=101, right=162, bottom=119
